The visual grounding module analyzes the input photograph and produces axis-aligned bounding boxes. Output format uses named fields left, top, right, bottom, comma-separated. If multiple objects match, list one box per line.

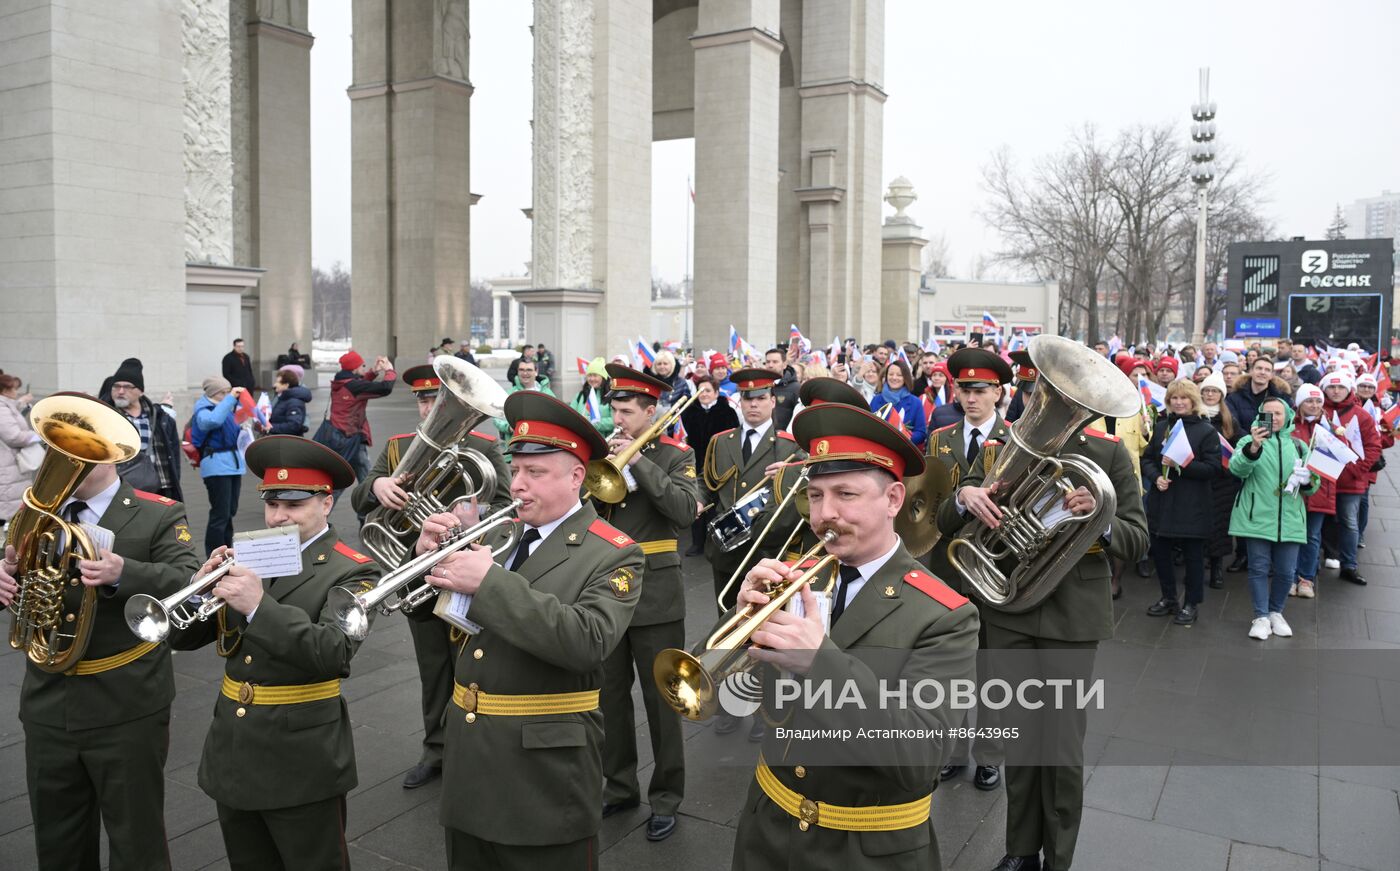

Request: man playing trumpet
left=412, top=392, right=644, bottom=870
left=727, top=403, right=979, bottom=871
left=593, top=364, right=701, bottom=841
left=1, top=438, right=199, bottom=871
left=170, top=435, right=383, bottom=871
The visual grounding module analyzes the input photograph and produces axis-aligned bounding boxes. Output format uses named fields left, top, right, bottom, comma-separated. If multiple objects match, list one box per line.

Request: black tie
left=742, top=429, right=756, bottom=464
left=830, top=564, right=862, bottom=626
left=64, top=501, right=89, bottom=524
left=507, top=528, right=541, bottom=573
left=967, top=430, right=982, bottom=466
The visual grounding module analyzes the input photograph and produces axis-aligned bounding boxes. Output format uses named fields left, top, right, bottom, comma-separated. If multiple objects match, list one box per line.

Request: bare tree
left=1325, top=204, right=1348, bottom=240
left=312, top=262, right=352, bottom=341
left=922, top=231, right=954, bottom=279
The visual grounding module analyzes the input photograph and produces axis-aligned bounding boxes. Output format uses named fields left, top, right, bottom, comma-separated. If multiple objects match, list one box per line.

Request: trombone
left=655, top=530, right=838, bottom=721
left=584, top=392, right=700, bottom=503
left=329, top=499, right=523, bottom=640
left=125, top=556, right=235, bottom=643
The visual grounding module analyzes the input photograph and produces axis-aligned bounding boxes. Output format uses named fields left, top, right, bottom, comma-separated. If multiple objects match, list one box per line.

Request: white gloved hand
left=1284, top=462, right=1312, bottom=493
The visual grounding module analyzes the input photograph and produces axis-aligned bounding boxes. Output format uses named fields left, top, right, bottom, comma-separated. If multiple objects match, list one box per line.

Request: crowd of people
left=0, top=328, right=1394, bottom=871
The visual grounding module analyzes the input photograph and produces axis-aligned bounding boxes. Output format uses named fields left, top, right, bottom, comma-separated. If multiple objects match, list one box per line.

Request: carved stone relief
left=183, top=0, right=234, bottom=266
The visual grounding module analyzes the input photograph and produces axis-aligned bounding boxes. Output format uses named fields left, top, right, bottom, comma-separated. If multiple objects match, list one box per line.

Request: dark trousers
left=407, top=616, right=454, bottom=767
left=216, top=794, right=349, bottom=871
left=985, top=623, right=1095, bottom=871
left=601, top=619, right=686, bottom=815
left=203, top=473, right=241, bottom=555
left=446, top=828, right=596, bottom=871
left=23, top=707, right=172, bottom=871
left=1153, top=536, right=1206, bottom=605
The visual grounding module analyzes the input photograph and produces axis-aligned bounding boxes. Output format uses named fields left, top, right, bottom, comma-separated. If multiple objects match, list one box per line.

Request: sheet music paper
left=232, top=525, right=303, bottom=578
left=433, top=590, right=483, bottom=635
left=79, top=523, right=114, bottom=554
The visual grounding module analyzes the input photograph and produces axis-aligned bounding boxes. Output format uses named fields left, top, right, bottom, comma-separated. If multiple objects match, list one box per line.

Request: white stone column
left=881, top=177, right=926, bottom=342
left=184, top=0, right=235, bottom=267
left=0, top=0, right=186, bottom=392
left=532, top=0, right=651, bottom=361
left=491, top=289, right=504, bottom=345
left=691, top=0, right=782, bottom=351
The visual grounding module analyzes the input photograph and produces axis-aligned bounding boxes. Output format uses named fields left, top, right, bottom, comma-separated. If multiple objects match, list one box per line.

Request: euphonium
left=7, top=394, right=140, bottom=672
left=655, top=530, right=838, bottom=721
left=361, top=357, right=508, bottom=568
left=584, top=391, right=700, bottom=503
left=329, top=499, right=523, bottom=640
left=946, top=335, right=1140, bottom=613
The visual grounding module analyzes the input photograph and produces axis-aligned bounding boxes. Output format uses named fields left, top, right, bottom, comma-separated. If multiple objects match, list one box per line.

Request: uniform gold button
left=741, top=482, right=748, bottom=489
left=472, top=648, right=483, bottom=660
left=619, top=502, right=626, bottom=509
left=243, top=655, right=252, bottom=664
left=799, top=821, right=810, bottom=831
left=65, top=613, right=74, bottom=623
left=794, top=765, right=806, bottom=778
left=469, top=682, right=479, bottom=691
left=70, top=579, right=79, bottom=586
left=236, top=707, right=246, bottom=717
left=465, top=712, right=476, bottom=724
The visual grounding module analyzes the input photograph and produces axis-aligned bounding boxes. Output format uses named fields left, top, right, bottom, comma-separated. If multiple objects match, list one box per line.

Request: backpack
left=181, top=415, right=202, bottom=469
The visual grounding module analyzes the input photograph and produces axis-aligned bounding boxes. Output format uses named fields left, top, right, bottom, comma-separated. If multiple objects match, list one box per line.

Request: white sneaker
left=1297, top=580, right=1316, bottom=599
left=1288, top=583, right=1298, bottom=597
left=1324, top=558, right=1341, bottom=569
left=1268, top=611, right=1293, bottom=637
left=1249, top=617, right=1272, bottom=640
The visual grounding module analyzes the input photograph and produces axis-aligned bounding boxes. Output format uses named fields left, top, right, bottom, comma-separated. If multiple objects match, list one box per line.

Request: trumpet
left=329, top=499, right=523, bottom=640
left=655, top=530, right=838, bottom=721
left=585, top=392, right=699, bottom=503
left=715, top=465, right=809, bottom=609
left=125, top=556, right=235, bottom=643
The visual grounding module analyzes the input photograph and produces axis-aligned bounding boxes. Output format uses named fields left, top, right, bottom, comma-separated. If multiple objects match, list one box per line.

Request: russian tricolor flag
left=1218, top=434, right=1234, bottom=469
left=982, top=311, right=1001, bottom=334
left=1161, top=419, right=1195, bottom=468
left=635, top=337, right=656, bottom=367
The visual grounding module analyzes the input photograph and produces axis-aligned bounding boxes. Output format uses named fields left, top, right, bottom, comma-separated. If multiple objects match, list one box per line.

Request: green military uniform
left=436, top=392, right=645, bottom=870
left=924, top=413, right=1009, bottom=593
left=703, top=369, right=805, bottom=612
left=726, top=403, right=981, bottom=871
left=170, top=436, right=381, bottom=871
left=351, top=420, right=511, bottom=776
left=593, top=365, right=701, bottom=829
left=937, top=421, right=1148, bottom=870
left=19, top=481, right=199, bottom=871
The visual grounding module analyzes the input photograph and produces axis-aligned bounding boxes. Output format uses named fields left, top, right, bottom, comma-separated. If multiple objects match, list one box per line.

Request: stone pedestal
left=509, top=288, right=603, bottom=397
left=691, top=0, right=782, bottom=351
left=881, top=178, right=927, bottom=343
left=351, top=0, right=472, bottom=364
left=0, top=1, right=186, bottom=393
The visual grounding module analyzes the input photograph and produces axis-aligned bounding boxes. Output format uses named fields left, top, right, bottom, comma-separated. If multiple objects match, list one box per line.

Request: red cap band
left=807, top=434, right=906, bottom=479
left=510, top=419, right=590, bottom=463
left=260, top=466, right=334, bottom=492
left=739, top=376, right=778, bottom=391
left=410, top=376, right=442, bottom=391
left=610, top=375, right=661, bottom=399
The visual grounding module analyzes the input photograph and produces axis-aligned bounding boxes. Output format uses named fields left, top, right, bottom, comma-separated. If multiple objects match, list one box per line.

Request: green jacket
left=495, top=377, right=557, bottom=437
left=351, top=428, right=513, bottom=520
left=593, top=436, right=699, bottom=625
left=1228, top=402, right=1319, bottom=544
left=732, top=544, right=979, bottom=870
left=19, top=483, right=200, bottom=730
left=439, top=502, right=644, bottom=846
left=936, top=427, right=1150, bottom=642
left=924, top=415, right=1008, bottom=595
left=170, top=525, right=382, bottom=810
left=569, top=387, right=614, bottom=437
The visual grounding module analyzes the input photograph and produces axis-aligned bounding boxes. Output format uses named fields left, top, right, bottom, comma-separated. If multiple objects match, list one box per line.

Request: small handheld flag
left=1218, top=434, right=1234, bottom=469
left=982, top=311, right=1001, bottom=334
left=576, top=357, right=590, bottom=375
left=635, top=337, right=656, bottom=368
left=1161, top=419, right=1195, bottom=468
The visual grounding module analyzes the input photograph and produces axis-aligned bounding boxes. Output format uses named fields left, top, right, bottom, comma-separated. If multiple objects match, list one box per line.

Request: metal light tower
left=1189, top=68, right=1217, bottom=346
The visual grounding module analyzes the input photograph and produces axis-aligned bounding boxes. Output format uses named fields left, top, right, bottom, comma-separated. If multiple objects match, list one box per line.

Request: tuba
left=7, top=394, right=140, bottom=672
left=360, top=357, right=508, bottom=569
left=947, top=335, right=1140, bottom=613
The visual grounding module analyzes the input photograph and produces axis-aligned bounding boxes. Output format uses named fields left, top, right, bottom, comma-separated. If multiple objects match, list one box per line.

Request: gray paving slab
left=1155, top=764, right=1319, bottom=857
left=1227, top=842, right=1321, bottom=871
left=1072, top=807, right=1233, bottom=871
left=1319, top=775, right=1400, bottom=871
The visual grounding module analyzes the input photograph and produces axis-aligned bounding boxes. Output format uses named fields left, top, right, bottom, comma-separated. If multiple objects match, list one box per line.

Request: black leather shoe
left=715, top=712, right=739, bottom=735
left=1135, top=559, right=1152, bottom=578
left=938, top=763, right=965, bottom=782
left=974, top=765, right=1001, bottom=790
left=1339, top=567, right=1368, bottom=585
left=990, top=855, right=1040, bottom=871
left=748, top=718, right=766, bottom=743
left=684, top=546, right=704, bottom=556
left=602, top=798, right=640, bottom=818
left=1174, top=603, right=1198, bottom=625
left=1208, top=571, right=1224, bottom=589
left=645, top=814, right=677, bottom=841
left=1227, top=556, right=1248, bottom=573
left=1146, top=597, right=1178, bottom=617
left=402, top=762, right=441, bottom=789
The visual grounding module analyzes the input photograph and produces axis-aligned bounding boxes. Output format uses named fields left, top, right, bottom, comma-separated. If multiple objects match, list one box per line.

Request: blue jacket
left=268, top=385, right=312, bottom=436
left=870, top=387, right=928, bottom=448
left=193, top=394, right=245, bottom=478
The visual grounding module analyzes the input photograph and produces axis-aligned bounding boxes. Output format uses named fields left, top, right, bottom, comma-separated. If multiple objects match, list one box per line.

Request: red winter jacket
left=329, top=368, right=397, bottom=446
left=1291, top=416, right=1337, bottom=515
left=1321, top=396, right=1381, bottom=495
left=1368, top=417, right=1394, bottom=485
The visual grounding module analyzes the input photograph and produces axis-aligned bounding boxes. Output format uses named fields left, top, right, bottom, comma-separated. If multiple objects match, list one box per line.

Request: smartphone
left=837, top=352, right=847, bottom=365
left=1253, top=412, right=1271, bottom=436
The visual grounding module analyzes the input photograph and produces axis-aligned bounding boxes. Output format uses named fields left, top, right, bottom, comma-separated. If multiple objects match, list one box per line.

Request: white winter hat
left=1293, top=384, right=1323, bottom=407
left=1200, top=370, right=1228, bottom=396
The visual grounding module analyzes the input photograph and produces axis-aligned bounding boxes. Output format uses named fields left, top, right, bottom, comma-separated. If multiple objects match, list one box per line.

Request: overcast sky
left=308, top=1, right=1399, bottom=283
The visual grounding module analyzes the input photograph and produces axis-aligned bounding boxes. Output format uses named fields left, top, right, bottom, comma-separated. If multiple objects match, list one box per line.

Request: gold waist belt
left=71, top=641, right=159, bottom=676
left=755, top=758, right=931, bottom=832
left=220, top=675, right=341, bottom=705
left=451, top=682, right=600, bottom=716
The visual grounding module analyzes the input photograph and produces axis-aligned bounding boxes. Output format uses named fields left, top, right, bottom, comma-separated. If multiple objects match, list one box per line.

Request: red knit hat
left=708, top=353, right=729, bottom=370
left=339, top=350, right=364, bottom=371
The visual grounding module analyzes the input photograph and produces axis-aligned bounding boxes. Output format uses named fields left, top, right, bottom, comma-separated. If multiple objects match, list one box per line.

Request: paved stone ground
left=2, top=385, right=1398, bottom=870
